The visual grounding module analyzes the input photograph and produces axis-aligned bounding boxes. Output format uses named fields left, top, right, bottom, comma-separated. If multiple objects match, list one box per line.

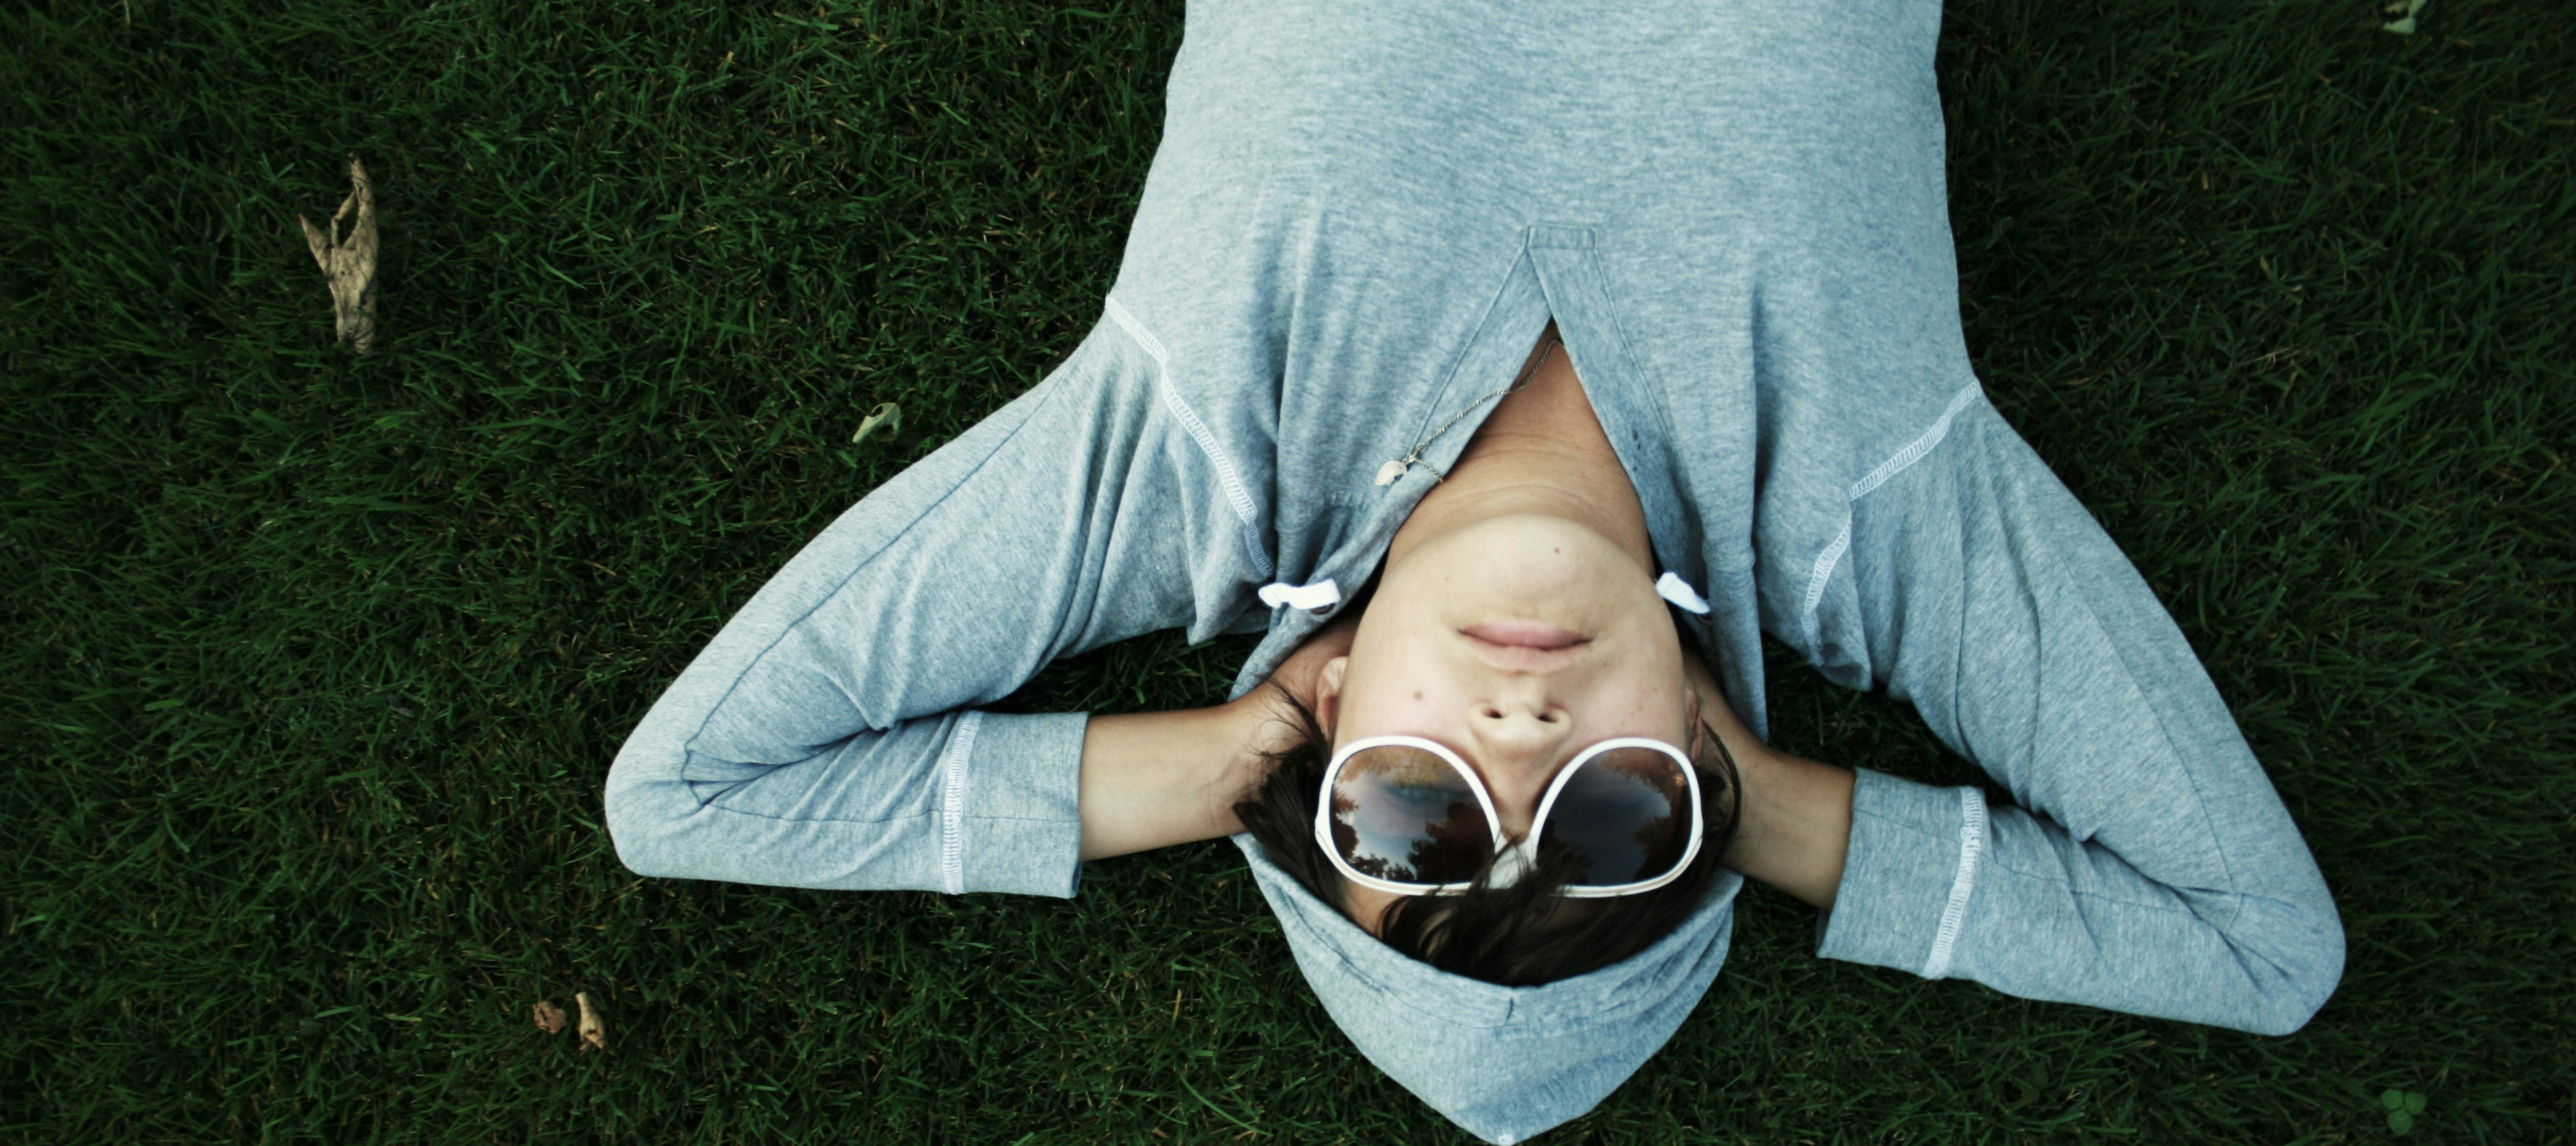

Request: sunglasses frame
left=1312, top=733, right=1705, bottom=898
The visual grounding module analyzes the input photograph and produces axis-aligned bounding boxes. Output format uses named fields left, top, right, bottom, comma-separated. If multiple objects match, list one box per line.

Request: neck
left=1387, top=325, right=1655, bottom=571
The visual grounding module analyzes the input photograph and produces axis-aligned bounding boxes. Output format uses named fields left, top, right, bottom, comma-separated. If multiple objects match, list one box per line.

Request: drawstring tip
left=1656, top=572, right=1712, bottom=614
left=1259, top=579, right=1342, bottom=611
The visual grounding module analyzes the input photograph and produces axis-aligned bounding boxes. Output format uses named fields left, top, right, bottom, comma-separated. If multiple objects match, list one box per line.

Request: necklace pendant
left=1373, top=459, right=1409, bottom=486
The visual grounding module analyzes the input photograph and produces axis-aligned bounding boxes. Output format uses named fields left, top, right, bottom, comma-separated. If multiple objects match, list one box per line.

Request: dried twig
left=531, top=999, right=567, bottom=1034
left=574, top=991, right=606, bottom=1051
left=297, top=156, right=379, bottom=352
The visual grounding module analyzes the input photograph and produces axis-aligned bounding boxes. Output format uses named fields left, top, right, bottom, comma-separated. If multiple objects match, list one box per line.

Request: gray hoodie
left=606, top=1, right=2344, bottom=1139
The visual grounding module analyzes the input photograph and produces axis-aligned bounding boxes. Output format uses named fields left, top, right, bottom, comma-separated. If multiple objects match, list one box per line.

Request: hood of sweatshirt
left=1232, top=833, right=1743, bottom=1143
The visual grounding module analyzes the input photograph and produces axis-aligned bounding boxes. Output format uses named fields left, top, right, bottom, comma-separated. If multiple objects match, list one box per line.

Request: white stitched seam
left=1853, top=384, right=1982, bottom=500
left=1798, top=520, right=1853, bottom=654
left=937, top=711, right=984, bottom=895
left=1103, top=296, right=1274, bottom=579
left=1923, top=785, right=1987, bottom=980
left=1797, top=382, right=1984, bottom=658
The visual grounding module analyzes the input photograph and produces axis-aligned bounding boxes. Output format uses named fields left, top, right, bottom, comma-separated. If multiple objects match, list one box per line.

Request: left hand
left=1682, top=652, right=1856, bottom=910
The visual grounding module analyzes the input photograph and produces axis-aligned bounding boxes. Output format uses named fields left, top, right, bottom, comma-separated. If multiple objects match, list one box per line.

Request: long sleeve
left=1801, top=397, right=2345, bottom=1035
left=604, top=319, right=1246, bottom=897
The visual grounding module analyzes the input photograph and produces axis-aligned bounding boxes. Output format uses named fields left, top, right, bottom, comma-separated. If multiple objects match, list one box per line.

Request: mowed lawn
left=3, top=0, right=2569, bottom=1141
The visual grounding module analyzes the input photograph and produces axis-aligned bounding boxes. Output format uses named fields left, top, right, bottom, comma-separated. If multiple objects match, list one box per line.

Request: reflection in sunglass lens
left=1328, top=746, right=1493, bottom=886
left=1539, top=748, right=1693, bottom=886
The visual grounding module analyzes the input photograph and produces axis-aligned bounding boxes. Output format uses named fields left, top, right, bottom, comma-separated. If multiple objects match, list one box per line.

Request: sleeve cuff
left=953, top=711, right=1091, bottom=897
left=1815, top=768, right=1988, bottom=979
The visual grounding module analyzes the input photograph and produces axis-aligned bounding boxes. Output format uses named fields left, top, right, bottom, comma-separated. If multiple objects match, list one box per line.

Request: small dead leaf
left=296, top=155, right=380, bottom=352
left=574, top=991, right=606, bottom=1051
left=532, top=999, right=566, bottom=1035
left=851, top=401, right=900, bottom=445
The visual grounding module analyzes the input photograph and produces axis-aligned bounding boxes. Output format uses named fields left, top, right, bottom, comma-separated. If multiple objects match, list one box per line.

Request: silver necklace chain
left=1373, top=336, right=1562, bottom=487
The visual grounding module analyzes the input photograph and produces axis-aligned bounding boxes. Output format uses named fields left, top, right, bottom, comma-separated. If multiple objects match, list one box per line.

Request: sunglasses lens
left=1326, top=745, right=1493, bottom=886
left=1538, top=748, right=1694, bottom=887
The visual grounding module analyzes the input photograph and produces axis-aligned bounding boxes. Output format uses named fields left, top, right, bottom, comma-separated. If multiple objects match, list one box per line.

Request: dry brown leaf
left=532, top=999, right=566, bottom=1035
left=851, top=401, right=900, bottom=445
left=574, top=991, right=606, bottom=1051
left=296, top=156, right=379, bottom=353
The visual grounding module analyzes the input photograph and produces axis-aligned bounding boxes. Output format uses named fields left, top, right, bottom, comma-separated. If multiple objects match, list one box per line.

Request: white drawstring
left=1656, top=571, right=1711, bottom=614
left=1258, top=579, right=1342, bottom=611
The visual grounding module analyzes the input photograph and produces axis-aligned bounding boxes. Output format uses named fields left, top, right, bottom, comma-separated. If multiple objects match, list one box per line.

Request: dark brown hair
left=1232, top=687, right=1743, bottom=987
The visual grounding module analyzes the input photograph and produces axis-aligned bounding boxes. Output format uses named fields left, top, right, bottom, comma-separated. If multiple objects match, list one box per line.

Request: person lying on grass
left=606, top=3, right=2346, bottom=1140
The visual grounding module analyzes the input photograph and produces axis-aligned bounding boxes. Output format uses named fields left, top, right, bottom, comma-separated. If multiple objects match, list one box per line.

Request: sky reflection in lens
left=1328, top=746, right=1491, bottom=884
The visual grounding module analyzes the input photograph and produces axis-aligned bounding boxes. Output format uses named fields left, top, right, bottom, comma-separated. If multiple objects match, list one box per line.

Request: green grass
left=3, top=0, right=2569, bottom=1141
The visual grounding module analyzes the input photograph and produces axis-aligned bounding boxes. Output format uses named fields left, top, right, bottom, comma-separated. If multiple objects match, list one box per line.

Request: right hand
left=1234, top=612, right=1362, bottom=750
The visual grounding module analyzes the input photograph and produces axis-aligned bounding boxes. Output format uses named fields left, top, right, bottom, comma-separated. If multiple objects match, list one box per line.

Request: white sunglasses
left=1312, top=734, right=1705, bottom=898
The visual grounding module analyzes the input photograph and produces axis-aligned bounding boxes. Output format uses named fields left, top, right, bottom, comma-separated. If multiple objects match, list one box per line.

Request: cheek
left=1580, top=672, right=1694, bottom=740
left=1338, top=628, right=1460, bottom=723
left=1340, top=669, right=1453, bottom=732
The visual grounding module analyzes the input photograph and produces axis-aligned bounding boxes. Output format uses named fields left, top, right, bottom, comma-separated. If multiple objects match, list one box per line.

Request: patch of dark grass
left=3, top=0, right=2569, bottom=1141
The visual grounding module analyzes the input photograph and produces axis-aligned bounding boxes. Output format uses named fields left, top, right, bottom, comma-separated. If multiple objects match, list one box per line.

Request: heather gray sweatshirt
left=607, top=1, right=2344, bottom=1139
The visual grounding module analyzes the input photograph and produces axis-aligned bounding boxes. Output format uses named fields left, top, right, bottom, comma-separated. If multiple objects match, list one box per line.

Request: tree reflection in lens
left=1329, top=746, right=1493, bottom=885
left=1540, top=748, right=1690, bottom=885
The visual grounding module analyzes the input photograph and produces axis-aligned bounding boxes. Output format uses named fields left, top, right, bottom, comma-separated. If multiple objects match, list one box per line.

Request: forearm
left=1719, top=746, right=1854, bottom=910
left=1077, top=616, right=1358, bottom=862
left=1076, top=699, right=1275, bottom=861
left=1688, top=659, right=1854, bottom=910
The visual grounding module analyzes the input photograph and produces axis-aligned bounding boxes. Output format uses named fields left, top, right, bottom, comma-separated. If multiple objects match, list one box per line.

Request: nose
left=1466, top=687, right=1573, bottom=828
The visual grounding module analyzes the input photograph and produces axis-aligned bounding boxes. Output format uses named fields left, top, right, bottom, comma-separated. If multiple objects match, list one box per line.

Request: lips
left=1459, top=622, right=1591, bottom=671
left=1460, top=621, right=1589, bottom=650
